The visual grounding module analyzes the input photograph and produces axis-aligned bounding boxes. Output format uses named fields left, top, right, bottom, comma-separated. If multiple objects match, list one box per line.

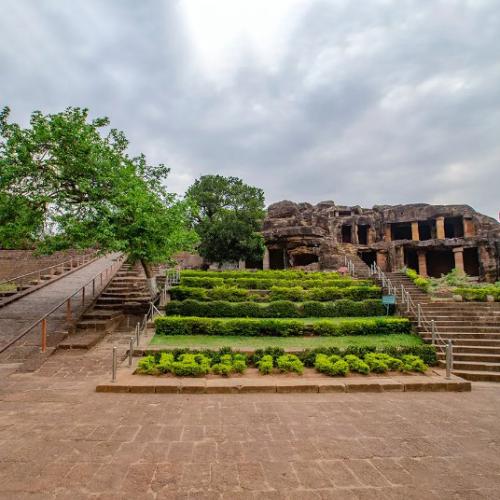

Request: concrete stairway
left=342, top=251, right=372, bottom=278
left=386, top=271, right=500, bottom=382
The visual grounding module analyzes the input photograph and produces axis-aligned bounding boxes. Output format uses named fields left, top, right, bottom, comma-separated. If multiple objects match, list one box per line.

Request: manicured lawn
left=149, top=333, right=422, bottom=349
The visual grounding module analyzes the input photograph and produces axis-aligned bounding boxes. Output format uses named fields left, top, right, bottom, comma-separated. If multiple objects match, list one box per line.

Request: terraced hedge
left=155, top=316, right=411, bottom=337
left=165, top=298, right=386, bottom=318
left=179, top=276, right=374, bottom=289
left=170, top=285, right=381, bottom=302
left=180, top=270, right=343, bottom=280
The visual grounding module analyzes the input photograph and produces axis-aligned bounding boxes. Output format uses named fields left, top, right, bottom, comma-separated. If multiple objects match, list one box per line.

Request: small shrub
left=266, top=300, right=299, bottom=318
left=401, top=355, right=428, bottom=373
left=136, top=355, right=158, bottom=375
left=343, top=354, right=370, bottom=375
left=207, top=287, right=250, bottom=302
left=170, top=353, right=211, bottom=376
left=314, top=354, right=349, bottom=376
left=257, top=355, right=274, bottom=374
left=276, top=354, right=304, bottom=374
left=156, top=352, right=174, bottom=373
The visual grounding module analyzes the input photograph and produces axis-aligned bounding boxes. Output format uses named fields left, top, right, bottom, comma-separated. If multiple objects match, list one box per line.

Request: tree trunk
left=140, top=259, right=158, bottom=297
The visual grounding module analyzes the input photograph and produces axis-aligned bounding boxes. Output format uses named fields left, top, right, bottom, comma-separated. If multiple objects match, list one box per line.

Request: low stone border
left=96, top=363, right=471, bottom=394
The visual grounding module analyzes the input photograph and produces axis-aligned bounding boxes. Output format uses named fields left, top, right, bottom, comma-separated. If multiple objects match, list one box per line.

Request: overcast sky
left=1, top=0, right=499, bottom=217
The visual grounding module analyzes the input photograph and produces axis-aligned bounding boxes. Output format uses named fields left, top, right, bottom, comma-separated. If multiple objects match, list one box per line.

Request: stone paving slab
left=96, top=362, right=471, bottom=394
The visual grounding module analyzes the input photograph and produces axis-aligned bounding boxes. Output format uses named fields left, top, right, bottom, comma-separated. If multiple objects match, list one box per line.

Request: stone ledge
left=96, top=372, right=471, bottom=395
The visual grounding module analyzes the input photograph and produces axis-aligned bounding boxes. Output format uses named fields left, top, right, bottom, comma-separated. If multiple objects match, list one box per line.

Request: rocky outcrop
left=263, top=201, right=500, bottom=281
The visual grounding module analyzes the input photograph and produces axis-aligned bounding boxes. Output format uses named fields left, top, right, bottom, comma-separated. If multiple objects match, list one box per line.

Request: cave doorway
left=404, top=248, right=419, bottom=272
left=269, top=248, right=286, bottom=270
left=357, top=225, right=368, bottom=245
left=391, top=223, right=412, bottom=240
left=427, top=249, right=454, bottom=277
left=341, top=225, right=352, bottom=243
left=464, top=247, right=479, bottom=276
left=293, top=253, right=319, bottom=267
left=418, top=221, right=432, bottom=241
left=444, top=217, right=464, bottom=238
left=359, top=250, right=376, bottom=267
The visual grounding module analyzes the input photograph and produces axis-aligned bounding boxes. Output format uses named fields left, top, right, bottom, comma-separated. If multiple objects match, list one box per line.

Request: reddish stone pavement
left=0, top=253, right=122, bottom=364
left=0, top=326, right=499, bottom=499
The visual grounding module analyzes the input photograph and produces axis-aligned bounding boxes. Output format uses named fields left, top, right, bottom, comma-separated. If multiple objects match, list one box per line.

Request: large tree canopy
left=0, top=106, right=197, bottom=280
left=186, top=175, right=265, bottom=264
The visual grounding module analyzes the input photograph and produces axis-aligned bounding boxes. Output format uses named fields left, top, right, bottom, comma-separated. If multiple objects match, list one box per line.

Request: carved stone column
left=417, top=249, right=427, bottom=277
left=263, top=247, right=270, bottom=270
left=453, top=247, right=465, bottom=274
left=436, top=216, right=445, bottom=239
left=411, top=221, right=420, bottom=241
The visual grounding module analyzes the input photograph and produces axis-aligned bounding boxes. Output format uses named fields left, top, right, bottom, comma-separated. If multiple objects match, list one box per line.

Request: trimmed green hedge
left=454, top=287, right=500, bottom=301
left=139, top=345, right=437, bottom=368
left=251, top=344, right=437, bottom=367
left=180, top=276, right=373, bottom=289
left=180, top=270, right=343, bottom=280
left=165, top=298, right=386, bottom=318
left=155, top=316, right=411, bottom=337
left=170, top=285, right=382, bottom=302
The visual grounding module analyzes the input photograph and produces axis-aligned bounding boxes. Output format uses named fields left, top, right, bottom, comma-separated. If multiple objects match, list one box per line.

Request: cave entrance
left=341, top=225, right=352, bottom=243
left=358, top=250, right=376, bottom=267
left=293, top=253, right=319, bottom=267
left=418, top=220, right=432, bottom=241
left=444, top=216, right=464, bottom=238
left=427, top=249, right=454, bottom=277
left=391, top=223, right=412, bottom=241
left=464, top=247, right=479, bottom=276
left=269, top=248, right=286, bottom=270
left=404, top=248, right=419, bottom=272
left=357, top=225, right=368, bottom=245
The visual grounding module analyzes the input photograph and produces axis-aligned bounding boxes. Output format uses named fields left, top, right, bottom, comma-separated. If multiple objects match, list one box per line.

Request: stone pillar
left=453, top=247, right=465, bottom=274
left=238, top=260, right=246, bottom=270
left=263, top=247, right=270, bottom=270
left=352, top=225, right=358, bottom=245
left=417, top=250, right=427, bottom=277
left=394, top=246, right=405, bottom=270
left=463, top=218, right=475, bottom=237
left=411, top=221, right=420, bottom=241
left=283, top=248, right=288, bottom=269
left=376, top=251, right=387, bottom=271
left=384, top=225, right=392, bottom=242
left=366, top=227, right=374, bottom=245
left=436, top=216, right=445, bottom=239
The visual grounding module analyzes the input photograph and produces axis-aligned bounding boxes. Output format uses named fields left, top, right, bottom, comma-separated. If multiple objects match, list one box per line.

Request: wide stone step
left=418, top=326, right=500, bottom=333
left=451, top=370, right=500, bottom=382
left=420, top=332, right=500, bottom=340
left=83, top=309, right=121, bottom=320
left=437, top=352, right=500, bottom=363
left=452, top=345, right=500, bottom=354
left=422, top=338, right=500, bottom=347
left=77, top=319, right=110, bottom=331
left=449, top=360, right=500, bottom=373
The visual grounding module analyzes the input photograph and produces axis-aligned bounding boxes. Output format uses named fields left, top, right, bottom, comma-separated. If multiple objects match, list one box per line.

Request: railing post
left=417, top=303, right=422, bottom=327
left=82, top=286, right=85, bottom=306
left=111, top=346, right=117, bottom=382
left=66, top=298, right=72, bottom=322
left=446, top=340, right=453, bottom=379
left=92, top=278, right=95, bottom=296
left=129, top=337, right=134, bottom=367
left=136, top=323, right=140, bottom=345
left=431, top=320, right=436, bottom=344
left=100, top=272, right=103, bottom=286
left=41, top=319, right=47, bottom=353
left=406, top=292, right=410, bottom=313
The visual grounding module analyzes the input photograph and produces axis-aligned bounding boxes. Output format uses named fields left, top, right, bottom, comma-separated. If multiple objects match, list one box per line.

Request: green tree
left=0, top=106, right=197, bottom=290
left=186, top=175, right=265, bottom=264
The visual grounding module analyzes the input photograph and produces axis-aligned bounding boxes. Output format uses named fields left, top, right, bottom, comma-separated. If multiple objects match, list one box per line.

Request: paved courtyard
left=0, top=332, right=499, bottom=500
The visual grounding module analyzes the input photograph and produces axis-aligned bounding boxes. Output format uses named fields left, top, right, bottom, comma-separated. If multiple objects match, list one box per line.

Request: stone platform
left=97, top=361, right=471, bottom=394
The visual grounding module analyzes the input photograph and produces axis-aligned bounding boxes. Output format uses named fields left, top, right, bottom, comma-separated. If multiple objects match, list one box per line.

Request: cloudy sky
left=1, top=0, right=499, bottom=217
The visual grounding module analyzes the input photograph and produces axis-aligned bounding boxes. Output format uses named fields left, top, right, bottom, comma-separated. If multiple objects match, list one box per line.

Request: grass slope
left=149, top=333, right=422, bottom=350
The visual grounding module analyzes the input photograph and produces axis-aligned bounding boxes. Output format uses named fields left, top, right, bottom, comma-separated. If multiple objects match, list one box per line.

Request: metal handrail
left=0, top=250, right=99, bottom=289
left=0, top=253, right=125, bottom=354
left=369, top=262, right=449, bottom=354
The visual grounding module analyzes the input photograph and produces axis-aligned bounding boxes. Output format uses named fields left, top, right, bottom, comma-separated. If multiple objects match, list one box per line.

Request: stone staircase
left=59, top=261, right=154, bottom=349
left=385, top=271, right=500, bottom=382
left=93, top=261, right=152, bottom=315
